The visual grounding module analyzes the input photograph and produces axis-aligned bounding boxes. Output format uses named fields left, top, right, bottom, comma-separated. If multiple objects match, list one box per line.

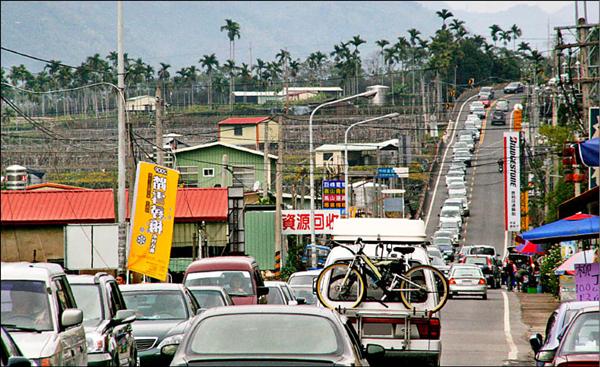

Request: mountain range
left=1, top=1, right=597, bottom=73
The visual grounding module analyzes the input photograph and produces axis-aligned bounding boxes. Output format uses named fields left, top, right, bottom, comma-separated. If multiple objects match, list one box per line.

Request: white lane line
left=425, top=94, right=479, bottom=228
left=502, top=291, right=519, bottom=360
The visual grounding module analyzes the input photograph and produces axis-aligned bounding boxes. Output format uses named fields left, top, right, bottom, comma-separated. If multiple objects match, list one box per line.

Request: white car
left=470, top=101, right=484, bottom=112
left=466, top=115, right=482, bottom=130
left=496, top=99, right=509, bottom=112
left=1, top=262, right=87, bottom=367
left=444, top=197, right=469, bottom=216
left=439, top=205, right=463, bottom=227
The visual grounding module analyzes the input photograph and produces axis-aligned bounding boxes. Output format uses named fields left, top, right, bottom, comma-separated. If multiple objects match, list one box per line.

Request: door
left=54, top=276, right=87, bottom=366
left=106, top=281, right=134, bottom=366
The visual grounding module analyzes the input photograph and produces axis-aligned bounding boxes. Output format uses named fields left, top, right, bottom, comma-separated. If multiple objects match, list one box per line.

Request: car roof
left=559, top=301, right=598, bottom=312
left=1, top=262, right=65, bottom=280
left=265, top=281, right=288, bottom=287
left=119, top=283, right=186, bottom=292
left=187, top=285, right=226, bottom=292
left=289, top=270, right=322, bottom=277
left=198, top=304, right=341, bottom=319
left=67, top=272, right=115, bottom=284
left=185, top=256, right=257, bottom=273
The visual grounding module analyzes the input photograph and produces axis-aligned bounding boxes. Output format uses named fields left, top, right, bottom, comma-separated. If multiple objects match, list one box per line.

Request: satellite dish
left=252, top=181, right=261, bottom=192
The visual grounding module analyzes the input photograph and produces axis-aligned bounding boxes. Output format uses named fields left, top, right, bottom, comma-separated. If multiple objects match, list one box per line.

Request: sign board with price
left=575, top=263, right=599, bottom=301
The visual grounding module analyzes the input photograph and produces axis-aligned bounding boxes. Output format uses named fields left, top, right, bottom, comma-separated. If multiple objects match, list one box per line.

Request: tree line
left=1, top=9, right=550, bottom=117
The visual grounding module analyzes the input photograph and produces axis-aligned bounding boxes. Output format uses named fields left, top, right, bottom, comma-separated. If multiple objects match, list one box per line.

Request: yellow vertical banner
left=127, top=162, right=179, bottom=281
left=520, top=191, right=529, bottom=231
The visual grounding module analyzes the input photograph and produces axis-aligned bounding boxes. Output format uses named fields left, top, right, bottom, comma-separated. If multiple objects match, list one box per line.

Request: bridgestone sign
left=503, top=132, right=520, bottom=232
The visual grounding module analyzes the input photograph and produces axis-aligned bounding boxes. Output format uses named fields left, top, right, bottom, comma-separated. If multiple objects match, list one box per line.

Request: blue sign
left=376, top=167, right=396, bottom=178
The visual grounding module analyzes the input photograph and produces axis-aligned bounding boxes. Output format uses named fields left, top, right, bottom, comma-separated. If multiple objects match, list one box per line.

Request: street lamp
left=308, top=90, right=377, bottom=267
left=344, top=113, right=399, bottom=212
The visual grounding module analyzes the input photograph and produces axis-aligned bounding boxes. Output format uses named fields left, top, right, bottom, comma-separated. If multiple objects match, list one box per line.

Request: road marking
left=502, top=291, right=519, bottom=360
left=425, top=94, right=479, bottom=228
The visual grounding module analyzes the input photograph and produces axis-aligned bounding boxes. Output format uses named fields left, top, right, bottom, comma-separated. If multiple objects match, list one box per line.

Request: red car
left=535, top=305, right=599, bottom=366
left=183, top=256, right=269, bottom=305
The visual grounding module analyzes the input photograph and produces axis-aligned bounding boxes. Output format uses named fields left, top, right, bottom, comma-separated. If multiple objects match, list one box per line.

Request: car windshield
left=288, top=274, right=317, bottom=286
left=71, top=284, right=103, bottom=324
left=433, top=238, right=452, bottom=246
left=559, top=312, right=599, bottom=354
left=189, top=289, right=226, bottom=309
left=471, top=247, right=495, bottom=256
left=190, top=314, right=341, bottom=355
left=0, top=280, right=53, bottom=332
left=266, top=287, right=285, bottom=304
left=437, top=244, right=453, bottom=252
left=452, top=268, right=483, bottom=278
left=121, top=291, right=188, bottom=320
left=431, top=257, right=445, bottom=266
left=465, top=257, right=487, bottom=266
left=185, top=271, right=254, bottom=296
left=441, top=208, right=460, bottom=217
left=291, top=287, right=317, bottom=305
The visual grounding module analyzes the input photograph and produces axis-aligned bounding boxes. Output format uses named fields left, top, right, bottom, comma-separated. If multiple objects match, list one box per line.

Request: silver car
left=1, top=262, right=87, bottom=366
left=448, top=265, right=488, bottom=300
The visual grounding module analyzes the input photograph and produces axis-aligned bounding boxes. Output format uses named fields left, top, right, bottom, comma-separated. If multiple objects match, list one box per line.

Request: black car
left=120, top=283, right=201, bottom=367
left=504, top=82, right=524, bottom=94
left=168, top=305, right=384, bottom=366
left=68, top=273, right=138, bottom=367
left=1, top=326, right=31, bottom=367
left=491, top=110, right=506, bottom=126
left=462, top=255, right=502, bottom=288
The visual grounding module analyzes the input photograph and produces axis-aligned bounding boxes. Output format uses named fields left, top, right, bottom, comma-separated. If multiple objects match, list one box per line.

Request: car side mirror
left=6, top=356, right=32, bottom=367
left=535, top=349, right=556, bottom=363
left=529, top=333, right=543, bottom=354
left=196, top=308, right=206, bottom=316
left=257, top=286, right=269, bottom=297
left=365, top=344, right=385, bottom=358
left=312, top=278, right=318, bottom=294
left=61, top=308, right=83, bottom=328
left=295, top=297, right=306, bottom=305
left=287, top=300, right=299, bottom=306
left=113, top=309, right=136, bottom=325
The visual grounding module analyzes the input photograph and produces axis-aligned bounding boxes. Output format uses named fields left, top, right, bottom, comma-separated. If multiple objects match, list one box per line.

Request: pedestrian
left=503, top=260, right=516, bottom=291
left=116, top=273, right=126, bottom=285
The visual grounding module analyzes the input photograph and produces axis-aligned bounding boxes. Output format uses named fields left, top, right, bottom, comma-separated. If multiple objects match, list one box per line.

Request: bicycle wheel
left=316, top=263, right=366, bottom=310
left=398, top=265, right=449, bottom=313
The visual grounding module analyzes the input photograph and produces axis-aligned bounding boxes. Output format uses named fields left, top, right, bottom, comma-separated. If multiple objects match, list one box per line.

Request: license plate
left=461, top=280, right=472, bottom=284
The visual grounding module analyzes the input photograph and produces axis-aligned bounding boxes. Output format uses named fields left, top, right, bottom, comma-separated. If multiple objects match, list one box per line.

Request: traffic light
left=561, top=143, right=585, bottom=183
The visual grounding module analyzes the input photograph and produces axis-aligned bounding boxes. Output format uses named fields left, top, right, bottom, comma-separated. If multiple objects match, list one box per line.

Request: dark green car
left=68, top=273, right=138, bottom=367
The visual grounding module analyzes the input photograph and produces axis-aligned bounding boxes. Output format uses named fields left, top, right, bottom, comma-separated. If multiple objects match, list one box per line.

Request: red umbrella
left=515, top=240, right=544, bottom=255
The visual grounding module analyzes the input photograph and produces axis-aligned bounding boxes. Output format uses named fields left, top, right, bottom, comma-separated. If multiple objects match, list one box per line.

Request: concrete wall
left=1, top=226, right=64, bottom=262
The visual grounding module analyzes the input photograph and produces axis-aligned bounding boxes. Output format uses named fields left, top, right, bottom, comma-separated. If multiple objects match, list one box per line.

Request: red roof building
left=1, top=189, right=115, bottom=225
left=217, top=117, right=271, bottom=126
left=217, top=116, right=278, bottom=150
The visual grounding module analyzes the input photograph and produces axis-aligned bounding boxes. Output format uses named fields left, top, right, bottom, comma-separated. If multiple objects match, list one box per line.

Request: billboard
left=65, top=224, right=119, bottom=270
left=504, top=132, right=520, bottom=232
left=127, top=162, right=179, bottom=281
left=322, top=180, right=345, bottom=210
left=282, top=210, right=341, bottom=235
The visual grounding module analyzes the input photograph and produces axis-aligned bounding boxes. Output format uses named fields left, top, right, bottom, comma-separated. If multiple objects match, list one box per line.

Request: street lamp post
left=308, top=90, right=377, bottom=268
left=344, top=113, right=399, bottom=212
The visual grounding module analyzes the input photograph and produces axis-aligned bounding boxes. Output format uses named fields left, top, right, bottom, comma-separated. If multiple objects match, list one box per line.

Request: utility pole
left=117, top=1, right=127, bottom=274
left=155, top=84, right=164, bottom=165
left=420, top=75, right=428, bottom=156
left=263, top=119, right=270, bottom=199
left=275, top=54, right=288, bottom=275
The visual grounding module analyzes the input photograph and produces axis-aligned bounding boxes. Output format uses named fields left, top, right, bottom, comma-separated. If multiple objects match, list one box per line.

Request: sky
left=418, top=1, right=571, bottom=13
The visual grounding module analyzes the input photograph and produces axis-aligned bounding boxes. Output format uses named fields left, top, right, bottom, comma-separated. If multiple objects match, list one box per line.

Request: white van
left=1, top=262, right=87, bottom=366
left=318, top=218, right=442, bottom=366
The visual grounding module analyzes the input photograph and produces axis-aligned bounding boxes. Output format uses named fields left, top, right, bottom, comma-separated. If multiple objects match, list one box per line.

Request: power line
left=1, top=46, right=78, bottom=69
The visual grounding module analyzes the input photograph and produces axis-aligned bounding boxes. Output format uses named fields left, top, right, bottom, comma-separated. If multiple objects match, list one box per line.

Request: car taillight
left=478, top=278, right=486, bottom=285
left=414, top=318, right=441, bottom=340
left=448, top=278, right=456, bottom=285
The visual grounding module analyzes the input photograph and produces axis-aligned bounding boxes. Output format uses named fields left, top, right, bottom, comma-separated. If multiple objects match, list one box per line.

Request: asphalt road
left=425, top=91, right=535, bottom=366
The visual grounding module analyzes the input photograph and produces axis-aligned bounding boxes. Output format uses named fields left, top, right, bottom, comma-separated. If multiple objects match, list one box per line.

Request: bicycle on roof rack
left=315, top=238, right=449, bottom=312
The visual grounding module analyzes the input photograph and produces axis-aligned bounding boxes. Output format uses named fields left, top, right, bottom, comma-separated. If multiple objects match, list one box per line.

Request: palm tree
left=499, top=30, right=512, bottom=47
left=253, top=58, right=267, bottom=87
left=489, top=25, right=502, bottom=47
left=158, top=62, right=171, bottom=80
left=276, top=49, right=291, bottom=65
left=375, top=39, right=389, bottom=84
left=220, top=19, right=241, bottom=106
left=349, top=35, right=366, bottom=94
left=306, top=51, right=327, bottom=85
left=383, top=47, right=397, bottom=104
left=238, top=63, right=252, bottom=90
left=222, top=59, right=237, bottom=103
left=200, top=53, right=219, bottom=107
left=449, top=19, right=465, bottom=35
left=510, top=24, right=522, bottom=51
left=435, top=9, right=453, bottom=29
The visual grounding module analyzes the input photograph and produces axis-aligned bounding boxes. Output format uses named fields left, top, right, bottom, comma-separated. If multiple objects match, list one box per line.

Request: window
left=232, top=166, right=255, bottom=190
left=323, top=153, right=333, bottom=161
left=203, top=168, right=214, bottom=177
left=234, top=126, right=243, bottom=136
left=179, top=166, right=199, bottom=187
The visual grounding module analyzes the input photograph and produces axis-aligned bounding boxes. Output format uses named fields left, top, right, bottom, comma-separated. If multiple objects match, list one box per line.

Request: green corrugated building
left=174, top=142, right=277, bottom=190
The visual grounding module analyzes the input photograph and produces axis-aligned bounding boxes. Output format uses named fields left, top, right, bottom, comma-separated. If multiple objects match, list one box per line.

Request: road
left=424, top=90, right=535, bottom=366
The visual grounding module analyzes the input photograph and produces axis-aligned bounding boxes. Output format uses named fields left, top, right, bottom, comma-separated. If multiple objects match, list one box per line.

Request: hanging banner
left=575, top=263, right=599, bottom=301
left=127, top=162, right=179, bottom=281
left=504, top=132, right=520, bottom=231
left=560, top=241, right=578, bottom=260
